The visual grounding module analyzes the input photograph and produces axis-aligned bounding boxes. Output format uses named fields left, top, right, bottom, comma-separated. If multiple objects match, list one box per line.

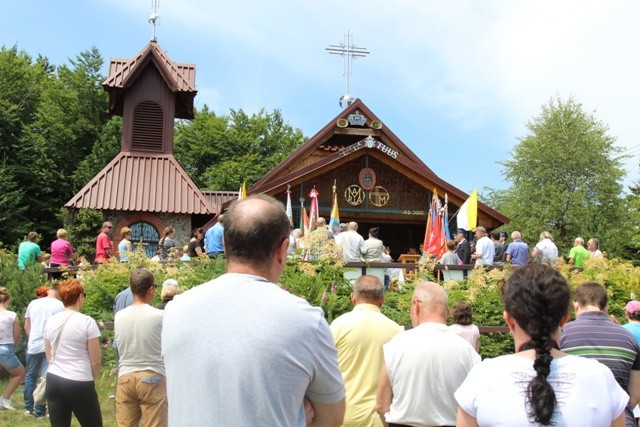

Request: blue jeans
left=24, top=352, right=48, bottom=416
left=0, top=344, right=21, bottom=370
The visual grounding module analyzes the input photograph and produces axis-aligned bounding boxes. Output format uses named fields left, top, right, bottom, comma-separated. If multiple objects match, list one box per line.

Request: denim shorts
left=0, top=344, right=21, bottom=370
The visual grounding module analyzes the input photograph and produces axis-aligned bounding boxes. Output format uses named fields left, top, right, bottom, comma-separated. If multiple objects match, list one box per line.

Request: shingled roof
left=102, top=41, right=197, bottom=119
left=65, top=152, right=214, bottom=215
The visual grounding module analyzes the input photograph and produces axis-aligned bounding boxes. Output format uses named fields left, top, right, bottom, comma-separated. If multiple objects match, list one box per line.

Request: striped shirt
left=560, top=311, right=639, bottom=427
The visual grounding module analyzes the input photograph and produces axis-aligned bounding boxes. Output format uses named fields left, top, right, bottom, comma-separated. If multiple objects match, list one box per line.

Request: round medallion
left=344, top=185, right=366, bottom=206
left=369, top=186, right=390, bottom=207
left=359, top=168, right=376, bottom=191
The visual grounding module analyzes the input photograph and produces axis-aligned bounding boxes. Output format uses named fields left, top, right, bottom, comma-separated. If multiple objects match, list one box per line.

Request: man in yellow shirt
left=330, top=275, right=403, bottom=426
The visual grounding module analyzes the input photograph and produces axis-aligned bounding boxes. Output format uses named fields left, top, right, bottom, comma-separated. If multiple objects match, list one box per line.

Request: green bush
left=59, top=207, right=105, bottom=260
left=4, top=246, right=640, bottom=361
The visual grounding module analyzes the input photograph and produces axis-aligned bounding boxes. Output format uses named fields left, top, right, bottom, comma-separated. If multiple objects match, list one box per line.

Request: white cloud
left=5, top=0, right=639, bottom=189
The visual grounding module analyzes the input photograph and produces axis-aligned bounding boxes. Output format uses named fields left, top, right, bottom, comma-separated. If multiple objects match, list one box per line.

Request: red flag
left=302, top=207, right=310, bottom=236
left=308, top=187, right=319, bottom=232
left=423, top=189, right=446, bottom=257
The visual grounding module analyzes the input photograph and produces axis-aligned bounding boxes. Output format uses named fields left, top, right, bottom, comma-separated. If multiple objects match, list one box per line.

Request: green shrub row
left=1, top=245, right=638, bottom=360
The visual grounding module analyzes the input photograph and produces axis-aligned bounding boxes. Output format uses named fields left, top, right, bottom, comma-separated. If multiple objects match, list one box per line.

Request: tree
left=486, top=97, right=627, bottom=256
left=174, top=107, right=306, bottom=190
left=0, top=161, right=28, bottom=245
left=13, top=48, right=108, bottom=245
left=72, top=116, right=122, bottom=191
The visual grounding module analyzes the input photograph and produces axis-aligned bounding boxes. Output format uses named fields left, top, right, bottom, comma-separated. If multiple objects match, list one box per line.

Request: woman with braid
left=455, top=263, right=628, bottom=426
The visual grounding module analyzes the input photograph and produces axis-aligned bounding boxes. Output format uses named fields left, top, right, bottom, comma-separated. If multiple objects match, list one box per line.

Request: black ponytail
left=520, top=328, right=557, bottom=424
left=503, top=264, right=569, bottom=425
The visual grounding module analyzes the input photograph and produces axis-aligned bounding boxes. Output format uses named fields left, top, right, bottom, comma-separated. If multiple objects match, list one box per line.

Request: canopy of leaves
left=486, top=97, right=627, bottom=255
left=0, top=44, right=306, bottom=250
left=174, top=107, right=306, bottom=190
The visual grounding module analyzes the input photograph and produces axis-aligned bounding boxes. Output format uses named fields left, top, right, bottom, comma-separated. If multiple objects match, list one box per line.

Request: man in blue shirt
left=204, top=214, right=225, bottom=258
left=505, top=231, right=529, bottom=266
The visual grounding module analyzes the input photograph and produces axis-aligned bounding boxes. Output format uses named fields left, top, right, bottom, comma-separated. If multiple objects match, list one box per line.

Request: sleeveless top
left=158, top=238, right=176, bottom=261
left=118, top=239, right=130, bottom=262
left=0, top=310, right=17, bottom=345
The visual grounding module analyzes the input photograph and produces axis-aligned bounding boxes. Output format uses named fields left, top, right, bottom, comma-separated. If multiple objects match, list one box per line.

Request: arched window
left=129, top=221, right=160, bottom=258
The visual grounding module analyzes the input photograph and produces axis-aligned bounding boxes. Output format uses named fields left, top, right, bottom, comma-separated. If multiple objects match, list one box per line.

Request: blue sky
left=2, top=0, right=639, bottom=195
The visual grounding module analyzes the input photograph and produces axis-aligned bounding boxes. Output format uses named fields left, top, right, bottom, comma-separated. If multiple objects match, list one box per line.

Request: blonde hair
left=56, top=228, right=67, bottom=239
left=121, top=227, right=132, bottom=239
left=161, top=279, right=182, bottom=301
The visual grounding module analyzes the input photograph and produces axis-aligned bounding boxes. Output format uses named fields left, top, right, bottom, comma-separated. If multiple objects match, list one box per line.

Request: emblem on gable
left=359, top=168, right=376, bottom=191
left=369, top=186, right=390, bottom=207
left=348, top=111, right=367, bottom=126
left=344, top=185, right=365, bottom=206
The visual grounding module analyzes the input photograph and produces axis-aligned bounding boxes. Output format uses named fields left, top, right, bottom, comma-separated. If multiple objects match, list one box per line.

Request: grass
left=0, top=365, right=116, bottom=426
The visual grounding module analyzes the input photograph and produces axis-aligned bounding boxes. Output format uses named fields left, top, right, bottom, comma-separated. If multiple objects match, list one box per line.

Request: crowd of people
left=16, top=217, right=226, bottom=272
left=6, top=196, right=635, bottom=427
left=439, top=226, right=604, bottom=272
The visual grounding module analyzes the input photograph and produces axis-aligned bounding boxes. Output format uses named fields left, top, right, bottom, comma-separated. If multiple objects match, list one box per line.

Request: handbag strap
left=51, top=312, right=75, bottom=355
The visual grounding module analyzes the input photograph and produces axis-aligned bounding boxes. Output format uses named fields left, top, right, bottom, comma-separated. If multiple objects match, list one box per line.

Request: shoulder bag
left=33, top=312, right=75, bottom=405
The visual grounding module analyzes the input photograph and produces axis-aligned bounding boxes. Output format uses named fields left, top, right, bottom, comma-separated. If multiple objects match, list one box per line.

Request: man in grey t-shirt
left=163, top=195, right=345, bottom=427
left=115, top=268, right=166, bottom=427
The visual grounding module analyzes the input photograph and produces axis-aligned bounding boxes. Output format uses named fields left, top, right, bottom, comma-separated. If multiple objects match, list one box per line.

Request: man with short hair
left=163, top=195, right=345, bottom=426
left=331, top=275, right=402, bottom=427
left=204, top=214, right=224, bottom=258
left=505, top=231, right=529, bottom=266
left=115, top=268, right=167, bottom=427
left=490, top=231, right=505, bottom=264
left=24, top=284, right=64, bottom=418
left=568, top=237, right=590, bottom=270
left=334, top=223, right=348, bottom=249
left=531, top=231, right=558, bottom=266
left=376, top=281, right=479, bottom=426
left=560, top=282, right=640, bottom=427
left=470, top=226, right=494, bottom=266
left=339, top=221, right=366, bottom=262
left=362, top=227, right=385, bottom=263
left=95, top=221, right=114, bottom=263
left=18, top=231, right=42, bottom=270
left=588, top=238, right=603, bottom=259
left=454, top=229, right=471, bottom=265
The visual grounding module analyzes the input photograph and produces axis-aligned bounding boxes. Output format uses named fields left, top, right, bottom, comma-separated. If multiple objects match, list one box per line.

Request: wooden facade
left=249, top=99, right=509, bottom=257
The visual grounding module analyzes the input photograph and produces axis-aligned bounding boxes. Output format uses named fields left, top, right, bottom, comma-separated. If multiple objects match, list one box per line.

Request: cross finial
left=326, top=31, right=370, bottom=108
left=149, top=0, right=160, bottom=42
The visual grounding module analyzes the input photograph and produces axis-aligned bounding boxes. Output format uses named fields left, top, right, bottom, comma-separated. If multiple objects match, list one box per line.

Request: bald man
left=331, top=275, right=402, bottom=426
left=163, top=195, right=345, bottom=426
left=338, top=221, right=366, bottom=262
left=376, top=282, right=480, bottom=427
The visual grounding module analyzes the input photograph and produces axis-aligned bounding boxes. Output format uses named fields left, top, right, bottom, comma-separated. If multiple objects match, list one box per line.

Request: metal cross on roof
left=149, top=0, right=160, bottom=42
left=326, top=31, right=370, bottom=108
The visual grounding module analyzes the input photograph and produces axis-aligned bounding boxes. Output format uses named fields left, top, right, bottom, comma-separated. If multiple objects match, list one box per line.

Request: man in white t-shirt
left=376, top=282, right=479, bottom=426
left=115, top=268, right=166, bottom=427
left=162, top=195, right=345, bottom=426
left=339, top=222, right=366, bottom=262
left=588, top=238, right=603, bottom=259
left=531, top=231, right=559, bottom=266
left=471, top=226, right=495, bottom=266
left=23, top=284, right=64, bottom=418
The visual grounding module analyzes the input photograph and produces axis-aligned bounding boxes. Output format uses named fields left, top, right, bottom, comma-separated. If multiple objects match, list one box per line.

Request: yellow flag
left=456, top=189, right=478, bottom=231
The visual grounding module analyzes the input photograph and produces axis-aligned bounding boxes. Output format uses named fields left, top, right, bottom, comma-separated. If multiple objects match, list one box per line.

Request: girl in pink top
left=50, top=229, right=76, bottom=280
left=449, top=300, right=480, bottom=352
